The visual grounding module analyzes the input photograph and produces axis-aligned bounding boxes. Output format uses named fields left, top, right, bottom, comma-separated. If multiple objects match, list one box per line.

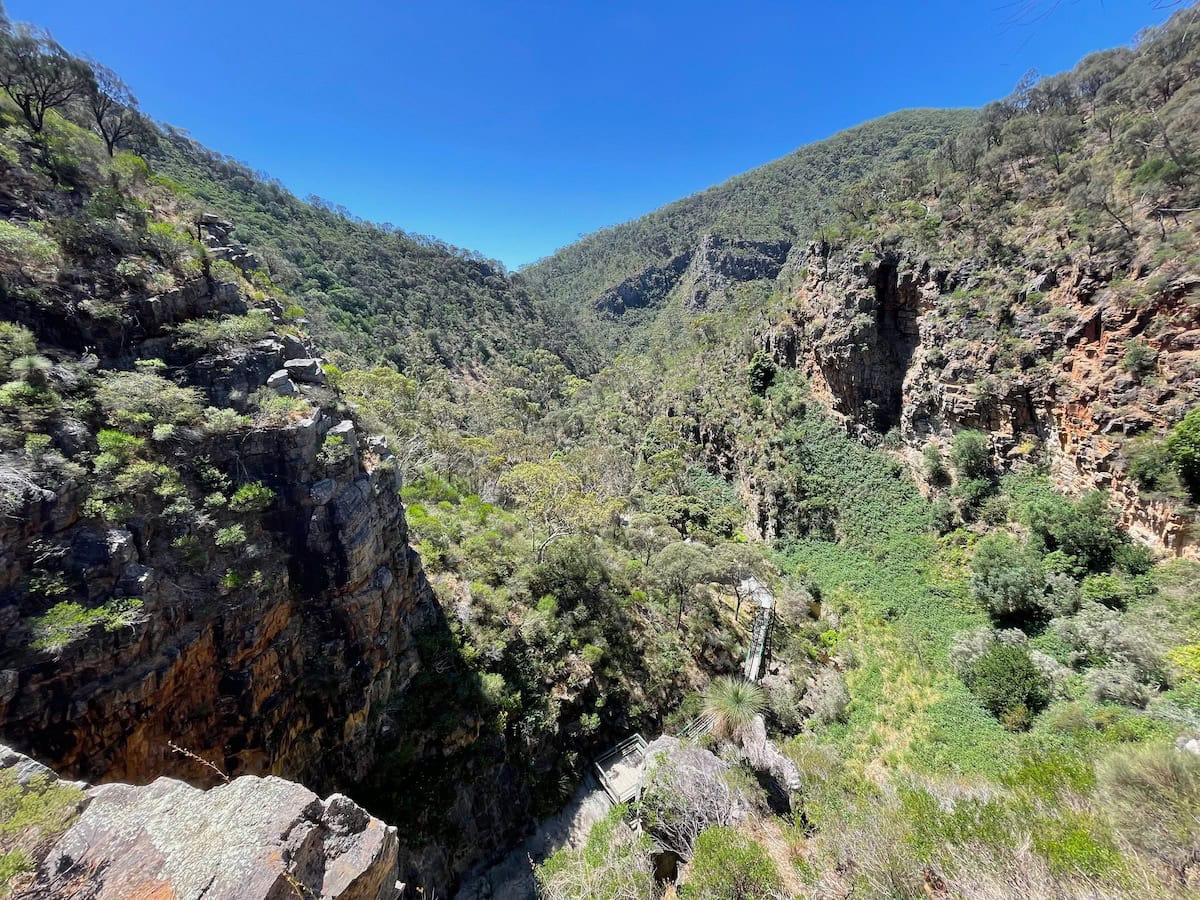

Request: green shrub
left=535, top=804, right=655, bottom=900
left=1127, top=439, right=1180, bottom=494
left=0, top=220, right=61, bottom=277
left=30, top=598, right=143, bottom=653
left=950, top=430, right=990, bottom=480
left=964, top=642, right=1048, bottom=726
left=681, top=826, right=781, bottom=899
left=318, top=434, right=353, bottom=468
left=970, top=533, right=1046, bottom=621
left=229, top=482, right=275, bottom=514
left=94, top=370, right=204, bottom=432
left=1121, top=340, right=1157, bottom=377
left=747, top=351, right=776, bottom=396
left=214, top=524, right=247, bottom=548
left=1020, top=491, right=1125, bottom=574
left=1165, top=406, right=1200, bottom=500
left=176, top=310, right=274, bottom=352
left=250, top=388, right=311, bottom=426
left=203, top=406, right=252, bottom=434
left=0, top=323, right=36, bottom=373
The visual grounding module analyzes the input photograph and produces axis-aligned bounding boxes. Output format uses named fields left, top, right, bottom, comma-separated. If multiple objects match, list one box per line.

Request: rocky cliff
left=759, top=242, right=1200, bottom=556
left=0, top=263, right=437, bottom=790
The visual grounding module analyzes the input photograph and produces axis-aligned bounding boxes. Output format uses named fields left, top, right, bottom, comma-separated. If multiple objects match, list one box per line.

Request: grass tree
left=703, top=675, right=766, bottom=743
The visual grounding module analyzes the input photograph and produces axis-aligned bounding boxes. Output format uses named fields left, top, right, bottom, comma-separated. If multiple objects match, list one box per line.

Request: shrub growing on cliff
left=681, top=826, right=782, bottom=899
left=1165, top=407, right=1200, bottom=500
left=94, top=370, right=204, bottom=432
left=29, top=597, right=142, bottom=653
left=950, top=430, right=990, bottom=480
left=229, top=481, right=274, bottom=514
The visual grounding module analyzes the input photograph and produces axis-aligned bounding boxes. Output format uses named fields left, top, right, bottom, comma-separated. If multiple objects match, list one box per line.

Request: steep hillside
left=146, top=130, right=596, bottom=377
left=521, top=108, right=975, bottom=347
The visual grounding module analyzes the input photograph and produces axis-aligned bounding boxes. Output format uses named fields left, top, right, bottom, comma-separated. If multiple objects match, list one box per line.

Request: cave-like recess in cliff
left=873, top=259, right=921, bottom=433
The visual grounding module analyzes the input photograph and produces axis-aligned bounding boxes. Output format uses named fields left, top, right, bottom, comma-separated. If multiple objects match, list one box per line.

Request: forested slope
left=521, top=108, right=975, bottom=345
left=147, top=131, right=596, bottom=376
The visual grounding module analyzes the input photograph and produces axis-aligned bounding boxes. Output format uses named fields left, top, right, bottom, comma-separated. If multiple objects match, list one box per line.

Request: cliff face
left=760, top=242, right=1200, bottom=556
left=0, top=271, right=437, bottom=791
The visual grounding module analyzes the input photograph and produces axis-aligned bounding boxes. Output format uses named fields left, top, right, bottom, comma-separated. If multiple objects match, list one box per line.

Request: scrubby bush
left=213, top=524, right=246, bottom=548
left=0, top=323, right=36, bottom=373
left=203, top=406, right=251, bottom=434
left=970, top=533, right=1046, bottom=621
left=950, top=430, right=990, bottom=480
left=804, top=669, right=850, bottom=725
left=1097, top=745, right=1200, bottom=883
left=923, top=442, right=950, bottom=487
left=229, top=481, right=274, bottom=514
left=1121, top=339, right=1157, bottom=377
left=535, top=804, right=655, bottom=900
left=1127, top=439, right=1179, bottom=494
left=1021, top=490, right=1126, bottom=574
left=949, top=626, right=995, bottom=675
left=963, top=642, right=1048, bottom=725
left=681, top=826, right=782, bottom=899
left=1165, top=406, right=1200, bottom=500
left=0, top=220, right=62, bottom=278
left=249, top=388, right=311, bottom=426
left=94, top=370, right=204, bottom=432
left=30, top=598, right=142, bottom=653
left=176, top=310, right=274, bottom=352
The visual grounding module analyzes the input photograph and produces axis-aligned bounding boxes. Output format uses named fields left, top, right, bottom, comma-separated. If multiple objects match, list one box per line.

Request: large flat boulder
left=20, top=775, right=399, bottom=900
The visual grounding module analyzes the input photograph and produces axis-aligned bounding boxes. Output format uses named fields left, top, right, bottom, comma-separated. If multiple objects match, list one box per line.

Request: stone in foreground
left=20, top=775, right=399, bottom=900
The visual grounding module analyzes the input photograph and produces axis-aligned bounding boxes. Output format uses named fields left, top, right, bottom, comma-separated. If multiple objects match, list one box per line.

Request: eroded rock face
left=759, top=242, right=1200, bottom=557
left=18, top=775, right=399, bottom=900
left=0, top=271, right=437, bottom=805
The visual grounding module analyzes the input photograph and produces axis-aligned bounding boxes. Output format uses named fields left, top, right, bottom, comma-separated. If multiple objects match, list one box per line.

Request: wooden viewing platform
left=594, top=733, right=648, bottom=804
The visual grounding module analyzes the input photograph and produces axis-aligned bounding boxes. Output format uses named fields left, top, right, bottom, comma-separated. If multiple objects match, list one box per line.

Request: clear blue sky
left=10, top=1, right=1178, bottom=268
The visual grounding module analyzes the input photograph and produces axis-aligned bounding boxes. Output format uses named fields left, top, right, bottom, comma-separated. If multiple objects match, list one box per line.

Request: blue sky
left=11, top=1, right=1178, bottom=268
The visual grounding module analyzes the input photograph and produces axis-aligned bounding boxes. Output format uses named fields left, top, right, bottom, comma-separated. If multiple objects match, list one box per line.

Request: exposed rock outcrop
left=17, top=773, right=398, bottom=900
left=758, top=242, right=1200, bottom=557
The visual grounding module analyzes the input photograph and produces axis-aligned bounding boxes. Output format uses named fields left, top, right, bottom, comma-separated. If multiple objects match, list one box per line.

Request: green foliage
left=318, top=434, right=352, bottom=468
left=1121, top=339, right=1157, bottom=377
left=950, top=430, right=990, bottom=480
left=228, top=481, right=274, bottom=514
left=1165, top=406, right=1200, bottom=500
left=535, top=804, right=655, bottom=900
left=214, top=524, right=246, bottom=548
left=681, top=826, right=781, bottom=899
left=0, top=220, right=61, bottom=276
left=30, top=598, right=142, bottom=652
left=964, top=642, right=1048, bottom=725
left=703, top=676, right=766, bottom=739
left=0, top=768, right=83, bottom=893
left=175, top=309, right=274, bottom=351
left=1097, top=745, right=1200, bottom=882
left=94, top=370, right=204, bottom=432
left=970, top=533, right=1046, bottom=621
left=746, top=350, right=775, bottom=396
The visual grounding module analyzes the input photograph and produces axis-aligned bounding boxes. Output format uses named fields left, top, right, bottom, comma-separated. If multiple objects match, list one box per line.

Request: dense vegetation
left=2, top=3, right=1200, bottom=898
left=521, top=108, right=975, bottom=348
left=147, top=133, right=596, bottom=376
